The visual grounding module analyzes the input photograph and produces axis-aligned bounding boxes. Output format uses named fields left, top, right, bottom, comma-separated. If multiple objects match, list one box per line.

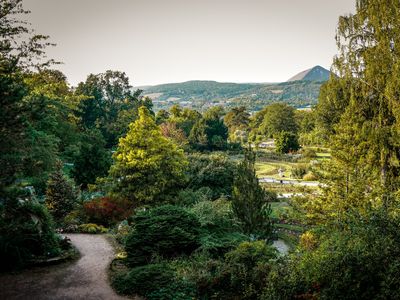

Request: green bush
left=191, top=199, right=247, bottom=255
left=125, top=205, right=201, bottom=267
left=174, top=241, right=277, bottom=300
left=186, top=153, right=238, bottom=199
left=221, top=241, right=277, bottom=299
left=263, top=212, right=400, bottom=300
left=113, top=263, right=196, bottom=300
left=169, top=252, right=227, bottom=298
left=175, top=187, right=212, bottom=206
left=78, top=223, right=108, bottom=234
left=191, top=199, right=239, bottom=232
left=113, top=263, right=172, bottom=296
left=0, top=191, right=61, bottom=271
left=291, top=165, right=308, bottom=179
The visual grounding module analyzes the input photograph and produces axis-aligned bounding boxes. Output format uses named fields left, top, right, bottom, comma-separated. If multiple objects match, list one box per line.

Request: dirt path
left=0, top=234, right=128, bottom=300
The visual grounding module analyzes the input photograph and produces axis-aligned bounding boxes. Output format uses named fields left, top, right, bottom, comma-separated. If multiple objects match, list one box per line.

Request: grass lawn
left=262, top=182, right=318, bottom=194
left=255, top=161, right=300, bottom=179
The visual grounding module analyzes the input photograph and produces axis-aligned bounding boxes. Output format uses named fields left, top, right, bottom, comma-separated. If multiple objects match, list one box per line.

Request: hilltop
left=287, top=65, right=331, bottom=82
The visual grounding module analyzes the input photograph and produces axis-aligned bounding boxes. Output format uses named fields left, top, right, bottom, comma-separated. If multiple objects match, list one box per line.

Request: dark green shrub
left=186, top=153, right=237, bottom=199
left=175, top=187, right=212, bottom=206
left=125, top=205, right=201, bottom=267
left=113, top=263, right=196, bottom=300
left=146, top=278, right=197, bottom=300
left=221, top=241, right=277, bottom=300
left=190, top=199, right=247, bottom=255
left=113, top=263, right=172, bottom=296
left=180, top=241, right=277, bottom=300
left=0, top=191, right=61, bottom=271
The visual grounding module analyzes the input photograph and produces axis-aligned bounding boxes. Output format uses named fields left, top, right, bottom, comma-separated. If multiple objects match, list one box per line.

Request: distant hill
left=142, top=66, right=330, bottom=111
left=287, top=65, right=331, bottom=82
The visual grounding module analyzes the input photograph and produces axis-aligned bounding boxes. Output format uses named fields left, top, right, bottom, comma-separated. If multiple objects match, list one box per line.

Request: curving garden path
left=0, top=234, right=128, bottom=300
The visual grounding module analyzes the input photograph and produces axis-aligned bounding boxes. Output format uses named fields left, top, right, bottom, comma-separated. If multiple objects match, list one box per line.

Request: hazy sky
left=23, top=0, right=355, bottom=86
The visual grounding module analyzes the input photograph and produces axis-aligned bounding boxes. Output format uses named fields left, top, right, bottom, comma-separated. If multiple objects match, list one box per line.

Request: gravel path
left=0, top=234, right=128, bottom=300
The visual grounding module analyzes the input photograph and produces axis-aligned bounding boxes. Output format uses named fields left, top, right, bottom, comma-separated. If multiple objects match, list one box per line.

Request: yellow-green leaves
left=110, top=106, right=188, bottom=206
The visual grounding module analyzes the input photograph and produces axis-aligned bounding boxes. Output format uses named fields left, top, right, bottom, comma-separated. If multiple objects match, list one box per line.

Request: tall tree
left=0, top=0, right=54, bottom=69
left=250, top=103, right=297, bottom=141
left=224, top=106, right=250, bottom=142
left=21, top=70, right=83, bottom=192
left=0, top=66, right=27, bottom=189
left=45, top=161, right=78, bottom=224
left=232, top=147, right=272, bottom=237
left=71, top=129, right=112, bottom=189
left=109, top=107, right=188, bottom=206
left=275, top=131, right=300, bottom=154
left=319, top=0, right=400, bottom=216
left=75, top=70, right=152, bottom=147
left=0, top=0, right=56, bottom=191
left=168, top=105, right=201, bottom=136
left=189, top=106, right=228, bottom=150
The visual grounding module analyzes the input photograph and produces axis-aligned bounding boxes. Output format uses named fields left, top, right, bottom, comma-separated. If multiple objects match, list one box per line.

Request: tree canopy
left=109, top=106, right=188, bottom=205
left=250, top=103, right=298, bottom=141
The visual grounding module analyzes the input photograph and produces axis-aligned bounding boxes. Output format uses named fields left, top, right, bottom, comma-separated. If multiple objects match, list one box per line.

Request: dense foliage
left=185, top=153, right=237, bottom=199
left=109, top=107, right=188, bottom=205
left=232, top=148, right=273, bottom=237
left=274, top=131, right=300, bottom=154
left=83, top=197, right=133, bottom=227
left=189, top=106, right=229, bottom=150
left=0, top=192, right=61, bottom=271
left=45, top=162, right=78, bottom=224
left=125, top=205, right=201, bottom=267
left=113, top=263, right=196, bottom=300
left=71, top=129, right=111, bottom=188
left=4, top=1, right=400, bottom=300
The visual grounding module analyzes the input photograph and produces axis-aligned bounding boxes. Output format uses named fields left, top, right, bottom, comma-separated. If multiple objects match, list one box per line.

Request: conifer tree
left=45, top=161, right=78, bottom=223
left=109, top=106, right=188, bottom=206
left=232, top=147, right=272, bottom=237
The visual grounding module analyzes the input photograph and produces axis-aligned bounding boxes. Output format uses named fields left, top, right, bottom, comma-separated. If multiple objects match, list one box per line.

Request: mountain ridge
left=141, top=66, right=330, bottom=111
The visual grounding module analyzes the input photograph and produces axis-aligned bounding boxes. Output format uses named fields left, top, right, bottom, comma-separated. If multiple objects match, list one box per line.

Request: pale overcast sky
left=23, top=0, right=355, bottom=86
